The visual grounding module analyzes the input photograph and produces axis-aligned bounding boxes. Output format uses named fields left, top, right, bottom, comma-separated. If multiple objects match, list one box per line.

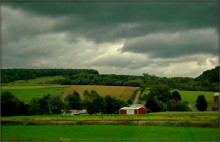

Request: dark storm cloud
left=2, top=1, right=219, bottom=77
left=122, top=28, right=218, bottom=58
left=4, top=2, right=218, bottom=42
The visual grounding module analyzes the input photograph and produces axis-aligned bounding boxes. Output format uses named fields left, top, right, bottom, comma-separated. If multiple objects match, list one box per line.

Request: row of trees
left=144, top=85, right=208, bottom=112
left=2, top=67, right=219, bottom=91
left=1, top=90, right=127, bottom=116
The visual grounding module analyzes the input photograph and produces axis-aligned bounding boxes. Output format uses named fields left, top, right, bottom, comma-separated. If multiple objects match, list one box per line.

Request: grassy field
left=141, top=89, right=216, bottom=111
left=180, top=90, right=215, bottom=111
left=2, top=112, right=218, bottom=127
left=64, top=85, right=138, bottom=101
left=4, top=76, right=66, bottom=85
left=1, top=85, right=68, bottom=103
left=1, top=125, right=219, bottom=141
left=1, top=85, right=138, bottom=103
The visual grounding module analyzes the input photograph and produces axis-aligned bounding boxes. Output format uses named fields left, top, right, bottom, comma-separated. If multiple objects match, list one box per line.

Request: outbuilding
left=212, top=93, right=219, bottom=111
left=119, top=104, right=147, bottom=114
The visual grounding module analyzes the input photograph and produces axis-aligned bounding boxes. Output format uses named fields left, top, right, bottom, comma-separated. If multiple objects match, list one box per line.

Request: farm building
left=212, top=93, right=219, bottom=111
left=119, top=104, right=147, bottom=114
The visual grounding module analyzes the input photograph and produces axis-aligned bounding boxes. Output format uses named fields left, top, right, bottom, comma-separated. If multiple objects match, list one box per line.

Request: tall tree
left=195, top=95, right=208, bottom=111
left=64, top=90, right=82, bottom=110
left=171, top=91, right=182, bottom=101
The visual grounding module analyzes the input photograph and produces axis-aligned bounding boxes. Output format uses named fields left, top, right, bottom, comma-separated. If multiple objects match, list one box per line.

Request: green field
left=1, top=125, right=219, bottom=141
left=1, top=84, right=138, bottom=103
left=180, top=90, right=215, bottom=111
left=1, top=76, right=217, bottom=110
left=1, top=85, right=68, bottom=103
left=141, top=89, right=216, bottom=111
left=4, top=76, right=66, bottom=85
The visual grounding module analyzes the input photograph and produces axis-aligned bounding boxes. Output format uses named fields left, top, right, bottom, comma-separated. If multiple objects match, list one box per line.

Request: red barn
left=119, top=104, right=147, bottom=114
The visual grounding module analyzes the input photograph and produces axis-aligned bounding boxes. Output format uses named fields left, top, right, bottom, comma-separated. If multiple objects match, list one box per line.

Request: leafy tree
left=48, top=95, right=64, bottom=114
left=64, top=90, right=82, bottom=110
left=104, top=95, right=127, bottom=114
left=145, top=97, right=160, bottom=112
left=29, top=98, right=42, bottom=115
left=167, top=99, right=190, bottom=111
left=148, top=85, right=171, bottom=103
left=171, top=91, right=182, bottom=101
left=195, top=95, right=208, bottom=111
left=82, top=90, right=106, bottom=114
left=1, top=91, right=29, bottom=116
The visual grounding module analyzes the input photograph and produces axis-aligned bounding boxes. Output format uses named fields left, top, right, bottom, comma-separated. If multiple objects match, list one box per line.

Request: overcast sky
left=2, top=1, right=219, bottom=77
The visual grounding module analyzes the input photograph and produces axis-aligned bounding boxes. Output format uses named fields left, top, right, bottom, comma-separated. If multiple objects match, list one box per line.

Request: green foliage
left=1, top=91, right=29, bottom=116
left=196, top=66, right=219, bottom=83
left=195, top=95, right=208, bottom=111
left=82, top=90, right=106, bottom=114
left=148, top=85, right=171, bottom=103
left=171, top=91, right=182, bottom=101
left=104, top=95, right=127, bottom=114
left=48, top=95, right=65, bottom=114
left=167, top=100, right=191, bottom=111
left=64, top=90, right=82, bottom=110
left=145, top=97, right=161, bottom=112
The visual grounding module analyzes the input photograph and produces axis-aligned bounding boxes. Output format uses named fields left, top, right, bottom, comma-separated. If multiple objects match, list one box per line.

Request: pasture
left=141, top=89, right=216, bottom=111
left=4, top=76, right=65, bottom=85
left=1, top=85, right=68, bottom=103
left=180, top=90, right=215, bottom=111
left=2, top=125, right=219, bottom=141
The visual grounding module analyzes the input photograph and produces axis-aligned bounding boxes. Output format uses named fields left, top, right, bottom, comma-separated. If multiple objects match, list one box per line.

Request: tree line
left=1, top=66, right=219, bottom=91
left=1, top=90, right=127, bottom=116
left=143, top=85, right=208, bottom=112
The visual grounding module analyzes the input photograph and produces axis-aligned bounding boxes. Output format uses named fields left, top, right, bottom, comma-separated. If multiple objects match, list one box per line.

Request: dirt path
left=133, top=90, right=140, bottom=104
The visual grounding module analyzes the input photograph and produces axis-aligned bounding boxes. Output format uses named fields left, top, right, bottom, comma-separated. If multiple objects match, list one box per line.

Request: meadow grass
left=1, top=125, right=219, bottom=141
left=2, top=111, right=218, bottom=125
left=179, top=90, right=215, bottom=111
left=1, top=85, right=68, bottom=103
left=4, top=76, right=65, bottom=85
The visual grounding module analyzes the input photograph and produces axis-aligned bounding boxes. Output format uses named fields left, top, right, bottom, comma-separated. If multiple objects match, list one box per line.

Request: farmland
left=2, top=83, right=216, bottom=110
left=2, top=125, right=219, bottom=141
left=63, top=85, right=138, bottom=101
left=1, top=85, right=138, bottom=103
left=1, top=85, right=68, bottom=103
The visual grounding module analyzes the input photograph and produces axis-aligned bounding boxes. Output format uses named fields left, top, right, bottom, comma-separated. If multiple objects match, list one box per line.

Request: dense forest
left=1, top=66, right=219, bottom=91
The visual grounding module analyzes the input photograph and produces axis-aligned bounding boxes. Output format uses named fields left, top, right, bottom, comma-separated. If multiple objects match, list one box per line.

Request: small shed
left=212, top=93, right=219, bottom=111
left=119, top=104, right=147, bottom=115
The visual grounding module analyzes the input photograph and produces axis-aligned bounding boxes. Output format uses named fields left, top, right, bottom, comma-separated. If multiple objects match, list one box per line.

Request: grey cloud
left=122, top=28, right=218, bottom=58
left=4, top=2, right=218, bottom=43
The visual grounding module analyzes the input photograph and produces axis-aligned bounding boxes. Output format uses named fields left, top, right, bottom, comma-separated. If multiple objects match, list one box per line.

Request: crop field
left=1, top=125, right=219, bottom=141
left=1, top=85, right=138, bottom=103
left=63, top=85, right=138, bottom=101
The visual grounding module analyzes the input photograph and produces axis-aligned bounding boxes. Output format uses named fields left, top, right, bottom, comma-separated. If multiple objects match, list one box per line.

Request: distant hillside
left=196, top=66, right=219, bottom=83
left=1, top=67, right=219, bottom=91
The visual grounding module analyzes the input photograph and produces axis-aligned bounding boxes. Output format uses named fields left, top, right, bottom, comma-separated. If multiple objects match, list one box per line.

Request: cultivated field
left=63, top=85, right=138, bottom=101
left=2, top=125, right=219, bottom=141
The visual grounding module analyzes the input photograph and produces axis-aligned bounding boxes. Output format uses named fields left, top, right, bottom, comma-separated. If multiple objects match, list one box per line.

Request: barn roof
left=120, top=104, right=145, bottom=110
left=214, top=93, right=219, bottom=96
